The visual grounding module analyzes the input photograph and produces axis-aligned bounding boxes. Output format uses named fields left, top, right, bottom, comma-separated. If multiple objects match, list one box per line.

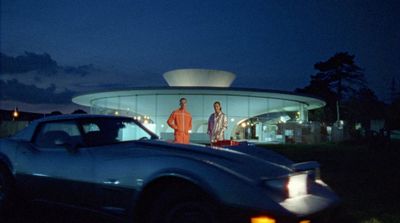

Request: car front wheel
left=142, top=184, right=219, bottom=223
left=163, top=200, right=217, bottom=223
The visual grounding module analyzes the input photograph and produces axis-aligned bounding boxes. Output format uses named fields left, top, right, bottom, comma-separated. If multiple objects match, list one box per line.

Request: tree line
left=296, top=52, right=400, bottom=133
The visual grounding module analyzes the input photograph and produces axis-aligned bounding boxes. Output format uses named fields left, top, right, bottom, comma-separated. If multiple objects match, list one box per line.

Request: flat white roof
left=72, top=87, right=325, bottom=110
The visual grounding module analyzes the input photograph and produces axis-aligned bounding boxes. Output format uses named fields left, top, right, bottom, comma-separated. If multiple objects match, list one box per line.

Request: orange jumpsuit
left=167, top=108, right=192, bottom=144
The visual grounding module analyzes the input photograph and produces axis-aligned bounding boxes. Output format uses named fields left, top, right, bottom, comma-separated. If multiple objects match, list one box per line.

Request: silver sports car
left=0, top=114, right=339, bottom=223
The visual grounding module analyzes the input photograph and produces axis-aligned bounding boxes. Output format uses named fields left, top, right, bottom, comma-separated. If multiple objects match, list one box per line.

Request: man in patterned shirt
left=207, top=101, right=228, bottom=144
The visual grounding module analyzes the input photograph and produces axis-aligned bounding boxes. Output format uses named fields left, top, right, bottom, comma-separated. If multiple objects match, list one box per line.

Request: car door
left=14, top=120, right=97, bottom=207
left=80, top=118, right=150, bottom=214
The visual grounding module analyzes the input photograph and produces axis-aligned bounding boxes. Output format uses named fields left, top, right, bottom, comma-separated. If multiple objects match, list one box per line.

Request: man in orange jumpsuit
left=167, top=98, right=192, bottom=144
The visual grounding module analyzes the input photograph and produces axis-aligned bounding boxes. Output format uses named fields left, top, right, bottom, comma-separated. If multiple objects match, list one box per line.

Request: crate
left=212, top=140, right=239, bottom=147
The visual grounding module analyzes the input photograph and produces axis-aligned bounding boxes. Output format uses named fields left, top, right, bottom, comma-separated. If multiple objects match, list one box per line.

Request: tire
left=162, top=200, right=217, bottom=223
left=142, top=185, right=219, bottom=223
left=0, top=166, right=15, bottom=217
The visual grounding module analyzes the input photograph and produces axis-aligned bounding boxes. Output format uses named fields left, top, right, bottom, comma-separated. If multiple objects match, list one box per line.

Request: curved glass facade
left=74, top=88, right=323, bottom=143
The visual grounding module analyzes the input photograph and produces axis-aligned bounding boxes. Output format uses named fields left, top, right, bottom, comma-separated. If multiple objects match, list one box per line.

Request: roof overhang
left=72, top=87, right=326, bottom=110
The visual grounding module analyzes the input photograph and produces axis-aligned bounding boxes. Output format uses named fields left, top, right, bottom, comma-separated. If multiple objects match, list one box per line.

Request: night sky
left=1, top=0, right=399, bottom=113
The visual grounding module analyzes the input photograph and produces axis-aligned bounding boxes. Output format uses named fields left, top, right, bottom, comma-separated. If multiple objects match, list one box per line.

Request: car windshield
left=80, top=118, right=156, bottom=146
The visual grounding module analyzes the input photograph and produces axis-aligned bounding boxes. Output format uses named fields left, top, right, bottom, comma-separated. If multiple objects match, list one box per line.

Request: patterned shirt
left=207, top=112, right=228, bottom=142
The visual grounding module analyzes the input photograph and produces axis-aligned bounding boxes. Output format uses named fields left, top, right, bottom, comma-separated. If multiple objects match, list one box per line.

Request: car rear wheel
left=0, top=166, right=15, bottom=216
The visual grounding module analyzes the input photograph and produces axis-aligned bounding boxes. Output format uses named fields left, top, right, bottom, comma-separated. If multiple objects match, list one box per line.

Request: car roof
left=11, top=114, right=136, bottom=141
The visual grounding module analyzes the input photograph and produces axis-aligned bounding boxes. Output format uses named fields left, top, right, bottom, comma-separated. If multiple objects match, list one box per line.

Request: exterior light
left=137, top=116, right=141, bottom=121
left=287, top=174, right=308, bottom=198
left=251, top=216, right=276, bottom=223
left=161, top=124, right=165, bottom=128
left=12, top=107, right=19, bottom=119
left=230, top=118, right=235, bottom=122
left=114, top=111, right=119, bottom=115
left=143, top=120, right=149, bottom=124
left=280, top=115, right=290, bottom=123
left=241, top=122, right=246, bottom=128
left=300, top=220, right=311, bottom=223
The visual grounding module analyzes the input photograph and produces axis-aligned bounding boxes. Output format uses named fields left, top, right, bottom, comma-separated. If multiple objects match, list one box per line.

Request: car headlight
left=287, top=173, right=308, bottom=198
left=263, top=173, right=309, bottom=200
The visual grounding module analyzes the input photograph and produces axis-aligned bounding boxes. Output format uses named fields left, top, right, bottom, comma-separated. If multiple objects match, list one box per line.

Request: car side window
left=34, top=121, right=82, bottom=148
left=117, top=121, right=151, bottom=141
left=81, top=119, right=153, bottom=146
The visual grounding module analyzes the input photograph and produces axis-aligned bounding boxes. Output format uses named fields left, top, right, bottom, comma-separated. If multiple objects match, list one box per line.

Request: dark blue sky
left=1, top=0, right=400, bottom=112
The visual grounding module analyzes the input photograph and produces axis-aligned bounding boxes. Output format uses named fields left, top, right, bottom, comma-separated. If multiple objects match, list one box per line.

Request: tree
left=312, top=52, right=366, bottom=123
left=390, top=76, right=400, bottom=103
left=50, top=111, right=62, bottom=115
left=72, top=109, right=87, bottom=114
left=296, top=78, right=337, bottom=123
left=387, top=97, right=400, bottom=130
left=345, top=87, right=385, bottom=129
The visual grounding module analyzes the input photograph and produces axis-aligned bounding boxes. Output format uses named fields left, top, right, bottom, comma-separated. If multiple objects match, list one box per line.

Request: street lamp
left=12, top=107, right=19, bottom=120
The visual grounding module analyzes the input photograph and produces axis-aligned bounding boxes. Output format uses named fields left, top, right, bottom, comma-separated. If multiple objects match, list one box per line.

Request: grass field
left=261, top=140, right=400, bottom=223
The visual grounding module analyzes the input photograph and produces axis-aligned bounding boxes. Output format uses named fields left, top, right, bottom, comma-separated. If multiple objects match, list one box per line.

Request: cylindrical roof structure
left=163, top=69, right=236, bottom=87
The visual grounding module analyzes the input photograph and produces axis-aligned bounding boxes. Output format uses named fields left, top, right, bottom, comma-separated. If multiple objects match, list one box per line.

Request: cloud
left=0, top=52, right=58, bottom=75
left=63, top=64, right=98, bottom=76
left=0, top=79, right=75, bottom=104
left=0, top=52, right=96, bottom=76
left=0, top=51, right=166, bottom=112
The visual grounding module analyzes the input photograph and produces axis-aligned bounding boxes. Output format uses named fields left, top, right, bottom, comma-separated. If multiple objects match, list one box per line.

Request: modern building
left=73, top=69, right=325, bottom=143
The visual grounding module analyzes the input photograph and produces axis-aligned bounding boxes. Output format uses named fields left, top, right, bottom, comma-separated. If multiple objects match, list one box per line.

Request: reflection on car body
left=0, top=114, right=340, bottom=223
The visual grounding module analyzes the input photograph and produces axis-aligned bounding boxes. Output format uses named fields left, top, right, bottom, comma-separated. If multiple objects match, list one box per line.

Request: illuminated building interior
left=73, top=69, right=325, bottom=143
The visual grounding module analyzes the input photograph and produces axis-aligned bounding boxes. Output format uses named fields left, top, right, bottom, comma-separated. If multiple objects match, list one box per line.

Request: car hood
left=94, top=140, right=295, bottom=182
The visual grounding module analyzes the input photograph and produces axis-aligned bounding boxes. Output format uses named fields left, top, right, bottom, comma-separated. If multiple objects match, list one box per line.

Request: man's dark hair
left=179, top=98, right=187, bottom=103
left=214, top=101, right=222, bottom=110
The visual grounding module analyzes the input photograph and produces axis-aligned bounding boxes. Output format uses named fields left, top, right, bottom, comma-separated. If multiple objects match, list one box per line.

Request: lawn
left=260, top=140, right=400, bottom=223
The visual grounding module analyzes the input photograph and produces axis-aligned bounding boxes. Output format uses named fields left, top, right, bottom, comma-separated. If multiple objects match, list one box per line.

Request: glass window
left=137, top=95, right=156, bottom=117
left=249, top=97, right=268, bottom=116
left=34, top=121, right=80, bottom=148
left=227, top=96, right=249, bottom=116
left=80, top=118, right=154, bottom=147
left=157, top=95, right=180, bottom=116
left=186, top=95, right=203, bottom=117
